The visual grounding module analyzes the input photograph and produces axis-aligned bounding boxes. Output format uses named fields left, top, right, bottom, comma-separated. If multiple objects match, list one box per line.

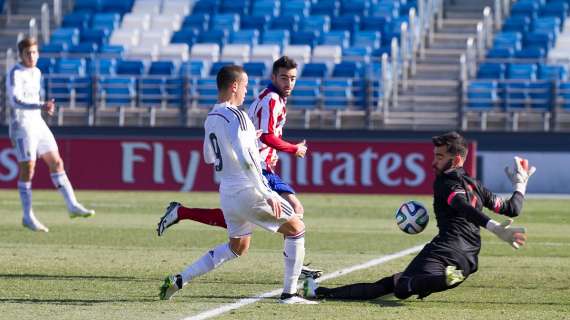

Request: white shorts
left=10, top=121, right=58, bottom=162
left=220, top=187, right=296, bottom=238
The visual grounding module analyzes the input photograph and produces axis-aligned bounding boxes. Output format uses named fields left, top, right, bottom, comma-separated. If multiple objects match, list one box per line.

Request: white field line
left=181, top=243, right=426, bottom=320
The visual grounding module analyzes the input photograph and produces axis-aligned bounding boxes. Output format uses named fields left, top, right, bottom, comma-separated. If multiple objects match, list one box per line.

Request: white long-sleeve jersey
left=6, top=63, right=45, bottom=127
left=203, top=102, right=273, bottom=198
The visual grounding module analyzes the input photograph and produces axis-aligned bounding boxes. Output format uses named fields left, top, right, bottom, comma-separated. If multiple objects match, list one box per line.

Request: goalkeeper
left=303, top=131, right=535, bottom=301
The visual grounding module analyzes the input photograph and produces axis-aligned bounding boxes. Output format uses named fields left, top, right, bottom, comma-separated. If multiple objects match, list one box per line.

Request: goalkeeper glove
left=504, top=156, right=536, bottom=195
left=486, top=218, right=527, bottom=249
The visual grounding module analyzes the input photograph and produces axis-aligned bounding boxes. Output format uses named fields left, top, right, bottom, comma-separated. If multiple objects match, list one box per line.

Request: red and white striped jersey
left=247, top=85, right=288, bottom=171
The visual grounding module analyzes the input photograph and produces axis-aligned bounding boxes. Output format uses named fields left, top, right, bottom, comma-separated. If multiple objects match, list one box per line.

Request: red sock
left=177, top=206, right=227, bottom=229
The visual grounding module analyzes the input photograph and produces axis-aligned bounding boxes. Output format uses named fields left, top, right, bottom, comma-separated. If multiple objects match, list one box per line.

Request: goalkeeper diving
left=303, top=131, right=534, bottom=301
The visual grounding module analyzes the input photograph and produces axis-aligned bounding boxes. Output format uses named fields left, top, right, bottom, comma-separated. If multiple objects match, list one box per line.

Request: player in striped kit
left=7, top=37, right=94, bottom=232
left=159, top=65, right=316, bottom=304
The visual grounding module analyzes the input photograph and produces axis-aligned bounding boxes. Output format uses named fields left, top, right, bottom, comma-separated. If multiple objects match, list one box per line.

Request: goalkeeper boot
left=445, top=266, right=465, bottom=286
left=157, top=202, right=181, bottom=236
left=22, top=213, right=49, bottom=232
left=159, top=274, right=183, bottom=300
left=69, top=203, right=95, bottom=218
left=279, top=293, right=318, bottom=304
left=302, top=277, right=318, bottom=298
left=299, top=264, right=323, bottom=280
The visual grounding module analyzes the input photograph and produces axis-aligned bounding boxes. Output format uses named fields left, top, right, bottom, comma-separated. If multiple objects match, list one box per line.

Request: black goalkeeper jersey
left=431, top=167, right=524, bottom=271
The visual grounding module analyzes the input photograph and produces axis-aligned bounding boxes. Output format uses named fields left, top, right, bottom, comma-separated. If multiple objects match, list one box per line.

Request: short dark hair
left=272, top=56, right=297, bottom=75
left=216, top=65, right=245, bottom=91
left=432, top=131, right=468, bottom=158
left=18, top=37, right=38, bottom=54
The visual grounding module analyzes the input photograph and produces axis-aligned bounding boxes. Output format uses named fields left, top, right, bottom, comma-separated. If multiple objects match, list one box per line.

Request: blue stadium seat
left=332, top=61, right=363, bottom=78
left=37, top=57, right=55, bottom=74
left=311, top=0, right=339, bottom=16
left=352, top=31, right=381, bottom=50
left=99, top=76, right=135, bottom=106
left=510, top=1, right=539, bottom=19
left=171, top=28, right=200, bottom=46
left=331, top=15, right=360, bottom=34
left=230, top=29, right=260, bottom=46
left=507, top=63, right=537, bottom=80
left=194, top=77, right=218, bottom=108
left=91, top=13, right=120, bottom=32
left=62, top=12, right=91, bottom=30
left=300, top=15, right=330, bottom=34
left=80, top=28, right=110, bottom=46
left=220, top=0, right=248, bottom=15
left=538, top=64, right=568, bottom=80
left=477, top=63, right=505, bottom=79
left=211, top=14, right=240, bottom=32
left=486, top=47, right=514, bottom=58
left=88, top=58, right=116, bottom=75
left=360, top=16, right=391, bottom=32
left=140, top=78, right=164, bottom=106
left=262, top=29, right=290, bottom=49
left=322, top=78, right=352, bottom=109
left=209, top=61, right=233, bottom=76
left=533, top=16, right=561, bottom=34
left=192, top=0, right=219, bottom=14
left=74, top=0, right=101, bottom=12
left=528, top=81, right=553, bottom=110
left=165, top=77, right=184, bottom=108
left=99, top=44, right=124, bottom=57
left=69, top=43, right=98, bottom=54
left=523, top=32, right=553, bottom=51
left=50, top=28, right=80, bottom=46
left=48, top=76, right=73, bottom=103
left=492, top=32, right=522, bottom=50
left=515, top=47, right=546, bottom=59
left=251, top=1, right=279, bottom=17
left=149, top=61, right=175, bottom=75
left=503, top=81, right=529, bottom=110
left=558, top=82, right=570, bottom=109
left=290, top=30, right=320, bottom=47
left=180, top=61, right=206, bottom=77
left=182, top=14, right=210, bottom=32
left=73, top=76, right=93, bottom=106
left=281, top=0, right=309, bottom=17
left=100, top=0, right=133, bottom=15
left=502, top=16, right=530, bottom=33
left=343, top=46, right=371, bottom=63
left=41, top=43, right=68, bottom=54
left=383, top=17, right=409, bottom=44
left=340, top=0, right=369, bottom=16
left=197, top=29, right=229, bottom=47
left=320, top=30, right=350, bottom=48
left=289, top=78, right=320, bottom=109
left=541, top=2, right=568, bottom=26
left=55, top=58, right=86, bottom=75
left=371, top=1, right=399, bottom=18
left=116, top=60, right=145, bottom=75
left=301, top=63, right=328, bottom=78
left=243, top=62, right=266, bottom=77
left=269, top=15, right=299, bottom=32
left=240, top=14, right=269, bottom=31
left=466, top=81, right=497, bottom=110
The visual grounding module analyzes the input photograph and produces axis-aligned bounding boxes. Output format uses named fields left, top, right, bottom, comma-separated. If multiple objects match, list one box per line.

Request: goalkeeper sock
left=283, top=232, right=305, bottom=294
left=178, top=206, right=227, bottom=228
left=50, top=172, right=79, bottom=209
left=316, top=275, right=395, bottom=300
left=18, top=181, right=33, bottom=220
left=180, top=243, right=238, bottom=285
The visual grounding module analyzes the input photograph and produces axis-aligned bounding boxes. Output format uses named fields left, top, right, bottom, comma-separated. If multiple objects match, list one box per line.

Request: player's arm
left=8, top=70, right=43, bottom=110
left=445, top=183, right=492, bottom=227
left=260, top=133, right=305, bottom=156
left=258, top=98, right=306, bottom=157
left=478, top=183, right=524, bottom=218
left=203, top=130, right=216, bottom=165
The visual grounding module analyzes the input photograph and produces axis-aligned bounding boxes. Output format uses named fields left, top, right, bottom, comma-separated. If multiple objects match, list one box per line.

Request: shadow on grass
left=0, top=273, right=151, bottom=282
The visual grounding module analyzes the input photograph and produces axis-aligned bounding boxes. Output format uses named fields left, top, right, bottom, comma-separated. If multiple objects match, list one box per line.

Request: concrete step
left=444, top=11, right=486, bottom=20
left=433, top=32, right=475, bottom=41
left=441, top=18, right=482, bottom=28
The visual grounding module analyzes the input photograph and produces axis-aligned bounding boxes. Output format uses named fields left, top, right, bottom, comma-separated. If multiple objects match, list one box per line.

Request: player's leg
left=12, top=134, right=48, bottom=232
left=40, top=148, right=94, bottom=218
left=280, top=192, right=304, bottom=217
left=156, top=202, right=226, bottom=236
left=303, top=274, right=399, bottom=300
left=393, top=245, right=468, bottom=300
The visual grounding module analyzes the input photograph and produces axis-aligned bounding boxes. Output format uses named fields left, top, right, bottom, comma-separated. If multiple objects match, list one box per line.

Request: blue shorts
left=262, top=170, right=296, bottom=195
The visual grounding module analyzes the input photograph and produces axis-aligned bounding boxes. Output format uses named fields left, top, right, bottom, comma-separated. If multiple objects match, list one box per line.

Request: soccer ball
left=395, top=200, right=429, bottom=234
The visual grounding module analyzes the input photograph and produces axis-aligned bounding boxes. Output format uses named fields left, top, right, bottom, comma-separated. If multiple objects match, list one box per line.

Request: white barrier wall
left=480, top=152, right=570, bottom=194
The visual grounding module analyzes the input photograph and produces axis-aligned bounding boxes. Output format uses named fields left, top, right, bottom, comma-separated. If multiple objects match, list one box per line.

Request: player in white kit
left=7, top=37, right=94, bottom=232
left=159, top=65, right=316, bottom=304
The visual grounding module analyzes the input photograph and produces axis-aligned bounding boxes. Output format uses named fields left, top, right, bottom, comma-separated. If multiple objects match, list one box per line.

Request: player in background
left=7, top=37, right=94, bottom=232
left=303, top=131, right=534, bottom=301
left=156, top=56, right=321, bottom=278
left=159, top=65, right=316, bottom=304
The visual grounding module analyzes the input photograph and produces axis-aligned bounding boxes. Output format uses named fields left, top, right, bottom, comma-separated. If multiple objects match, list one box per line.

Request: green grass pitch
left=0, top=190, right=568, bottom=320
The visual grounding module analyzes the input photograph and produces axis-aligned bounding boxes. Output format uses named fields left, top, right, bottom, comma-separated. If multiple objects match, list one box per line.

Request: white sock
left=283, top=232, right=305, bottom=294
left=180, top=243, right=238, bottom=285
left=18, top=181, right=33, bottom=220
left=50, top=172, right=78, bottom=209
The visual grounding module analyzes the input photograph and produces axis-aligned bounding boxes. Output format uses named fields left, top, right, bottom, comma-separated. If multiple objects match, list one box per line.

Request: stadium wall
left=0, top=127, right=568, bottom=194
